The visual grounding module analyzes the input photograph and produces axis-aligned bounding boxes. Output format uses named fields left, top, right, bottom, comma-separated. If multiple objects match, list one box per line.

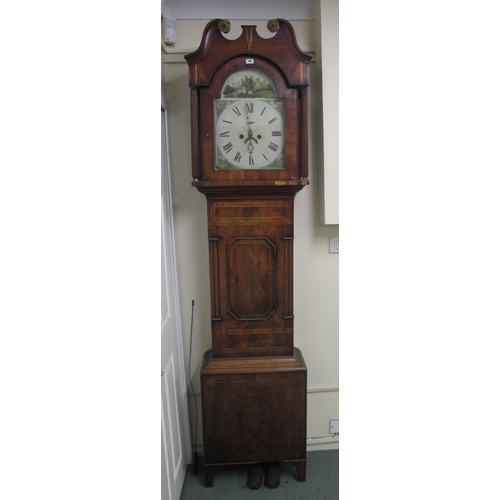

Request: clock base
left=200, top=347, right=307, bottom=487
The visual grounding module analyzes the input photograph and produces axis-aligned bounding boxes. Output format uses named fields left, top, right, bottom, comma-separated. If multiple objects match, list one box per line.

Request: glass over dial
left=215, top=98, right=285, bottom=170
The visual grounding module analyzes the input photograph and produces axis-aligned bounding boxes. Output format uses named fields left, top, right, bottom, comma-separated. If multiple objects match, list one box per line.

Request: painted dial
left=215, top=98, right=285, bottom=170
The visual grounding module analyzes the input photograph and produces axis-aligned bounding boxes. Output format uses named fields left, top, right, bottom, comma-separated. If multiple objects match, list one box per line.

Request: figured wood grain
left=208, top=238, right=221, bottom=321
left=202, top=347, right=306, bottom=373
left=299, top=87, right=309, bottom=179
left=185, top=20, right=312, bottom=88
left=187, top=20, right=310, bottom=487
left=201, top=348, right=307, bottom=466
left=206, top=198, right=294, bottom=357
left=228, top=238, right=276, bottom=320
left=210, top=201, right=292, bottom=226
left=190, top=88, right=201, bottom=180
left=211, top=379, right=301, bottom=459
left=284, top=237, right=294, bottom=319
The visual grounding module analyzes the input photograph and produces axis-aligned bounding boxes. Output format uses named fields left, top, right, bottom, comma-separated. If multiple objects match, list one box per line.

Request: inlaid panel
left=210, top=200, right=292, bottom=226
left=227, top=238, right=276, bottom=320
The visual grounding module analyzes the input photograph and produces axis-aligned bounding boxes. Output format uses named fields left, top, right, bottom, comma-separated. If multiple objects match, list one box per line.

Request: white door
left=161, top=106, right=191, bottom=500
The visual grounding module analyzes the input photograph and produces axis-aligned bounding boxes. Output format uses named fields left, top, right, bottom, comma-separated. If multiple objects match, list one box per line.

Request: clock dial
left=215, top=98, right=285, bottom=170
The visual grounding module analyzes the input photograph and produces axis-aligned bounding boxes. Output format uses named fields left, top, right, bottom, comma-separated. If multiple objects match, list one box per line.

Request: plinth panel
left=211, top=379, right=300, bottom=459
left=201, top=348, right=307, bottom=466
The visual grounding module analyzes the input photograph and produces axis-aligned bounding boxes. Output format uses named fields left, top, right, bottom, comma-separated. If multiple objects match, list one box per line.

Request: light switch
left=329, top=237, right=339, bottom=254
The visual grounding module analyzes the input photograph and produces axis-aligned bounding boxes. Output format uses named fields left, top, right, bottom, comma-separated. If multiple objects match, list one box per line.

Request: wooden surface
left=201, top=348, right=307, bottom=486
left=186, top=19, right=311, bottom=488
left=185, top=19, right=311, bottom=185
left=185, top=19, right=311, bottom=89
left=207, top=197, right=295, bottom=358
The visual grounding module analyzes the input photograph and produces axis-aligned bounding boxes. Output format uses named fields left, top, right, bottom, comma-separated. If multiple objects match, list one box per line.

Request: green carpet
left=180, top=450, right=339, bottom=500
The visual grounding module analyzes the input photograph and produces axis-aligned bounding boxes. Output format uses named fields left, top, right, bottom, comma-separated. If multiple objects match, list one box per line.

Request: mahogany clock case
left=184, top=19, right=311, bottom=487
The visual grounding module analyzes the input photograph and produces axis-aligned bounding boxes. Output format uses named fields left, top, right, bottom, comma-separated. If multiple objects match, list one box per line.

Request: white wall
left=162, top=0, right=314, bottom=21
left=315, top=0, right=339, bottom=224
left=162, top=18, right=339, bottom=451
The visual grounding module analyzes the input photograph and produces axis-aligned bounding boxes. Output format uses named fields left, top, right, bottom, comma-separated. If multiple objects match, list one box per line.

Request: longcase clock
left=185, top=19, right=312, bottom=487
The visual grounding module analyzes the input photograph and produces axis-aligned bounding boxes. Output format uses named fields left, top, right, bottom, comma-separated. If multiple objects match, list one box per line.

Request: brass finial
left=218, top=20, right=231, bottom=33
left=267, top=19, right=280, bottom=33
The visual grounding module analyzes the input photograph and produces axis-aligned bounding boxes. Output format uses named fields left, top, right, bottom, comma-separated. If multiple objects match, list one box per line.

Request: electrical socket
left=330, top=419, right=339, bottom=434
left=329, top=237, right=339, bottom=253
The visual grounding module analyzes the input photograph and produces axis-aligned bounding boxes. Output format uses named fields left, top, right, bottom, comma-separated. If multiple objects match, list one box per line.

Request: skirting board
left=193, top=439, right=339, bottom=455
left=306, top=436, right=339, bottom=451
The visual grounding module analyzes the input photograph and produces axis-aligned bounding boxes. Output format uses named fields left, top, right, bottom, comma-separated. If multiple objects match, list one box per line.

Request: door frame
left=161, top=99, right=192, bottom=500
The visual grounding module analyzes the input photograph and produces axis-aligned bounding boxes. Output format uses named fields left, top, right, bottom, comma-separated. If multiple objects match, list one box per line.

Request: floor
left=180, top=450, right=339, bottom=500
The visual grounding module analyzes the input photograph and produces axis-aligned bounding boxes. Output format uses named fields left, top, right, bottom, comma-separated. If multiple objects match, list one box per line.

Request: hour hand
left=244, top=129, right=258, bottom=144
